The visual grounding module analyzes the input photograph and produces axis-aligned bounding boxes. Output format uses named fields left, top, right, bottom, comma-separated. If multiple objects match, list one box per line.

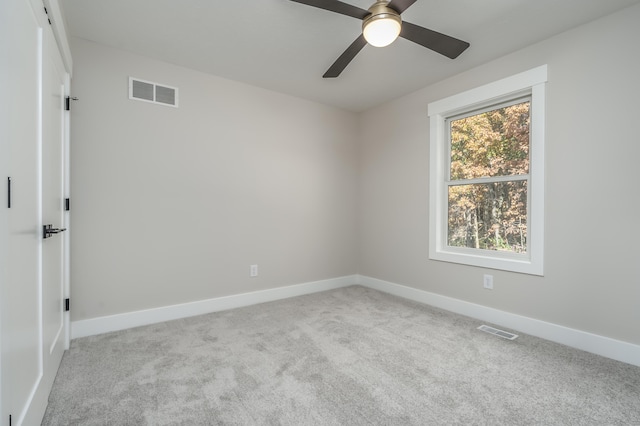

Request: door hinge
left=65, top=198, right=70, bottom=211
left=43, top=6, right=51, bottom=25
left=65, top=298, right=70, bottom=312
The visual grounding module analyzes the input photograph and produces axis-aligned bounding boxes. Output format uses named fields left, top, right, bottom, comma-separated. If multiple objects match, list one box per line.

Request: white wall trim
left=356, top=275, right=640, bottom=367
left=72, top=273, right=639, bottom=367
left=71, top=275, right=357, bottom=339
left=428, top=65, right=547, bottom=276
left=427, top=65, right=548, bottom=116
left=41, top=0, right=73, bottom=74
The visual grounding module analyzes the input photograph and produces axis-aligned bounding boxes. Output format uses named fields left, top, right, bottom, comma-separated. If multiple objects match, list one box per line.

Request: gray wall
left=358, top=4, right=640, bottom=344
left=70, top=38, right=358, bottom=321
left=70, top=3, right=640, bottom=346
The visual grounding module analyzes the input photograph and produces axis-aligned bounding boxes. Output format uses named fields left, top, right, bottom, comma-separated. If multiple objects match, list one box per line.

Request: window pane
left=448, top=181, right=527, bottom=253
left=450, top=101, right=530, bottom=180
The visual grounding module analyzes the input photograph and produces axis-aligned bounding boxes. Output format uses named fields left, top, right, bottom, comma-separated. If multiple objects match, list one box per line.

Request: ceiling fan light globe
left=363, top=17, right=401, bottom=47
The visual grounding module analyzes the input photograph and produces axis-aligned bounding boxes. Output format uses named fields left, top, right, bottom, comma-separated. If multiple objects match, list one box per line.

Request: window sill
left=430, top=248, right=543, bottom=276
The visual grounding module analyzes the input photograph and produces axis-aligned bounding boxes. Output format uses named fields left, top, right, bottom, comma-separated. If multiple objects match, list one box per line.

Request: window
left=428, top=66, right=547, bottom=275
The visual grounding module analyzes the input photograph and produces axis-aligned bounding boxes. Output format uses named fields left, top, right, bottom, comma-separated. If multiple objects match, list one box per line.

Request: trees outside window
left=448, top=100, right=530, bottom=254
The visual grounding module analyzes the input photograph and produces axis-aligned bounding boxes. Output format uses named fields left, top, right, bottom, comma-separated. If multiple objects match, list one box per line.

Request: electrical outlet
left=483, top=274, right=493, bottom=289
left=250, top=264, right=258, bottom=277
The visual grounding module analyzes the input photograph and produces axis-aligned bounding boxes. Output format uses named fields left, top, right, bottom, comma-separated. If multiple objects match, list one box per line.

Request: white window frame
left=428, top=65, right=547, bottom=275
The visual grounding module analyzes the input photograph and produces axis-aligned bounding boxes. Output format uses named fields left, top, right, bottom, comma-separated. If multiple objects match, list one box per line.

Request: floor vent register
left=478, top=325, right=518, bottom=340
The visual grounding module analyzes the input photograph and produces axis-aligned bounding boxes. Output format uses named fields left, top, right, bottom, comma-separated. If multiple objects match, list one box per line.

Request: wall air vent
left=129, top=77, right=178, bottom=107
left=478, top=325, right=518, bottom=340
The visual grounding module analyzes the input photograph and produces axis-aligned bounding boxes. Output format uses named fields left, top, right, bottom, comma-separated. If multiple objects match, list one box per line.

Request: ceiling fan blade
left=387, top=0, right=418, bottom=14
left=323, top=34, right=367, bottom=78
left=289, top=0, right=369, bottom=20
left=400, top=21, right=470, bottom=59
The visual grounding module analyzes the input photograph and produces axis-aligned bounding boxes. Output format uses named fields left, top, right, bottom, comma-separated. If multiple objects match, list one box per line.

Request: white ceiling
left=60, top=0, right=640, bottom=112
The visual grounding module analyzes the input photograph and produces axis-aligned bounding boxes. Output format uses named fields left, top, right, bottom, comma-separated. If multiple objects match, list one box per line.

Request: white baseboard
left=72, top=273, right=639, bottom=367
left=356, top=275, right=640, bottom=367
left=71, top=275, right=357, bottom=339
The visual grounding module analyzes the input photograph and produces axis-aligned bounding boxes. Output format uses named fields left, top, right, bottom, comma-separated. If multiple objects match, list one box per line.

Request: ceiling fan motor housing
left=363, top=0, right=402, bottom=30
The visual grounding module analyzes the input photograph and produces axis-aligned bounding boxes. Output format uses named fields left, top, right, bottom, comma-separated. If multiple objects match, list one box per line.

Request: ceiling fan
left=289, top=0, right=470, bottom=78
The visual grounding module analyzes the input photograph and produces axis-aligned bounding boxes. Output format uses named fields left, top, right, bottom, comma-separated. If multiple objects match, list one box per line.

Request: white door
left=0, top=0, right=69, bottom=424
left=37, top=20, right=69, bottom=423
left=1, top=0, right=42, bottom=424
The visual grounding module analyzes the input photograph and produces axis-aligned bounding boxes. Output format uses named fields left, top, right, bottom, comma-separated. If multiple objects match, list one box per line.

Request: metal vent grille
left=478, top=325, right=518, bottom=340
left=131, top=79, right=153, bottom=101
left=129, top=77, right=178, bottom=107
left=155, top=85, right=176, bottom=105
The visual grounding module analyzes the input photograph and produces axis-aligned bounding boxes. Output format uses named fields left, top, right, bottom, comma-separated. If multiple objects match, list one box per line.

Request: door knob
left=43, top=224, right=66, bottom=239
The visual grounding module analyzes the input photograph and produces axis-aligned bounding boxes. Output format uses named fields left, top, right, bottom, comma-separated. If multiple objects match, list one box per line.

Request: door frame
left=42, top=0, right=74, bottom=351
left=63, top=71, right=71, bottom=350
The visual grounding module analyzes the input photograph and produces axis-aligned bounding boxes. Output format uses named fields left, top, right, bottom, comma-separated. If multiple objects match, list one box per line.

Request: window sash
left=446, top=180, right=529, bottom=255
left=444, top=97, right=532, bottom=257
left=446, top=96, right=532, bottom=182
left=447, top=174, right=529, bottom=186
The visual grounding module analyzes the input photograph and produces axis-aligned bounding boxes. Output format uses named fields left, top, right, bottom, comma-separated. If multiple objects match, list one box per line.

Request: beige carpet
left=43, top=286, right=640, bottom=425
